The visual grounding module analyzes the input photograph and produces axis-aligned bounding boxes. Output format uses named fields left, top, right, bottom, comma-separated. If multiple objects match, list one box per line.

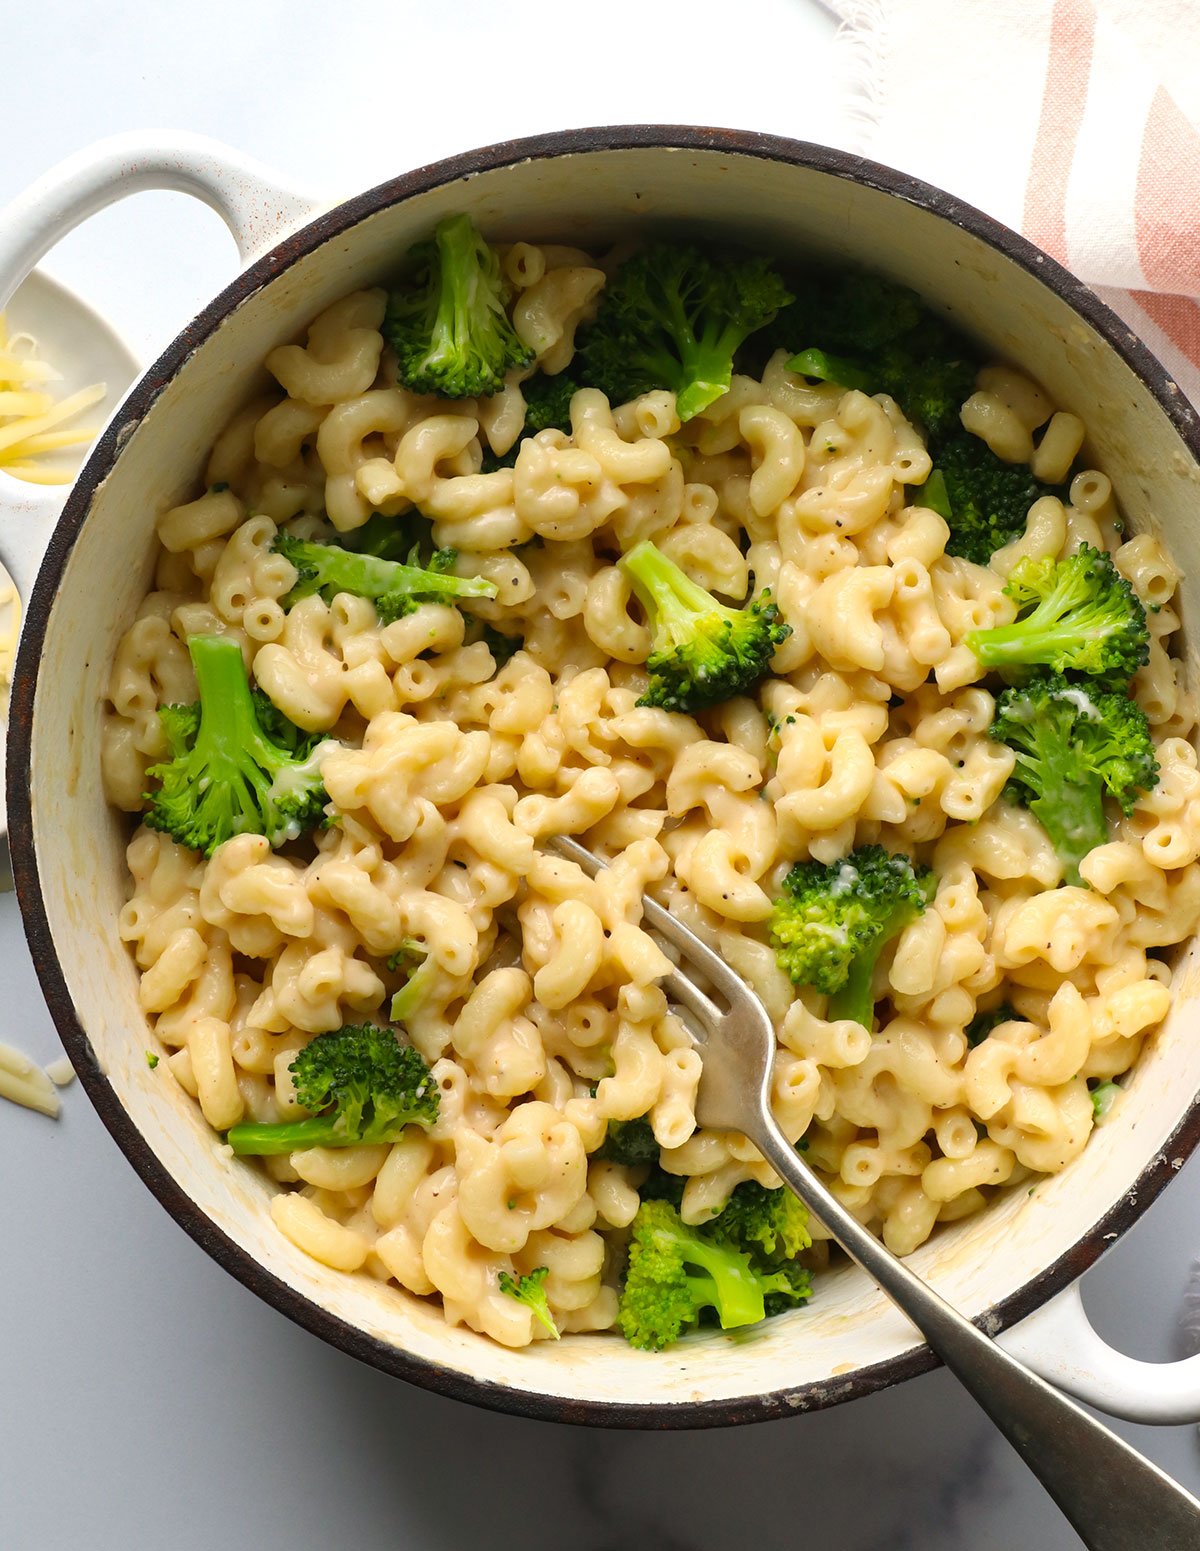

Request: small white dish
left=1, top=267, right=140, bottom=515
left=0, top=268, right=139, bottom=852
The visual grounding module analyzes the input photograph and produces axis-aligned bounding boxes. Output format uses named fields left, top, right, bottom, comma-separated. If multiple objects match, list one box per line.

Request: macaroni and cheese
left=102, top=240, right=1196, bottom=1349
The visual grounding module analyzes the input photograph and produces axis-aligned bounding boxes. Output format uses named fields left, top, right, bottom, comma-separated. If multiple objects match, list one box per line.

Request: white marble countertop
left=4, top=4, right=1200, bottom=1546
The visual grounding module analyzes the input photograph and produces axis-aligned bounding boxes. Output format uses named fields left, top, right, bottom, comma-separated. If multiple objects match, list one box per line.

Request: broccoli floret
left=769, top=846, right=934, bottom=1028
left=384, top=214, right=532, bottom=398
left=762, top=272, right=923, bottom=358
left=788, top=346, right=977, bottom=447
left=158, top=687, right=318, bottom=759
left=597, top=1117, right=661, bottom=1167
left=990, top=673, right=1159, bottom=885
left=617, top=1199, right=777, bottom=1350
left=888, top=356, right=980, bottom=445
left=273, top=532, right=497, bottom=623
left=933, top=430, right=1066, bottom=564
left=617, top=1184, right=814, bottom=1351
left=708, top=1179, right=812, bottom=1263
left=157, top=688, right=315, bottom=768
left=965, top=1003, right=1017, bottom=1048
left=478, top=622, right=524, bottom=667
left=577, top=243, right=791, bottom=422
left=968, top=544, right=1150, bottom=682
left=758, top=1257, right=816, bottom=1317
left=771, top=274, right=978, bottom=444
left=144, top=634, right=330, bottom=858
left=226, top=1024, right=438, bottom=1155
left=145, top=1051, right=159, bottom=1070
left=522, top=371, right=579, bottom=433
left=498, top=1267, right=560, bottom=1339
left=619, top=539, right=790, bottom=712
left=154, top=700, right=201, bottom=760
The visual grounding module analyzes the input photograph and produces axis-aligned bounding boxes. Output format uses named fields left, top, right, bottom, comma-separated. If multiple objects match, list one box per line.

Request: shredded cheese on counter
left=0, top=1040, right=70, bottom=1118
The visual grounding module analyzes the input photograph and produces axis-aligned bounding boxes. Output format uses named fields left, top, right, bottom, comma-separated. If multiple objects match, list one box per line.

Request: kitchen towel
left=823, top=0, right=1200, bottom=407
left=822, top=0, right=1200, bottom=1363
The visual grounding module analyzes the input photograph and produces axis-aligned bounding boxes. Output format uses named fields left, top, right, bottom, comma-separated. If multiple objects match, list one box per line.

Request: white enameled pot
left=4, top=126, right=1200, bottom=1428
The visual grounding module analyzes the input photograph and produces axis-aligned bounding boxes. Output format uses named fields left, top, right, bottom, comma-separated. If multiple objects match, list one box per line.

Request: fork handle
left=750, top=1115, right=1200, bottom=1549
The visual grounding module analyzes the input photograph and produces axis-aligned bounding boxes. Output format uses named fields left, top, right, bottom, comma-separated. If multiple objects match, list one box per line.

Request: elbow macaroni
left=105, top=237, right=1195, bottom=1349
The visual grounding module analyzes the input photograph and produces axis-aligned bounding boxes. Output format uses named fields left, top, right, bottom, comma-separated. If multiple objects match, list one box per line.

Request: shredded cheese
left=0, top=314, right=105, bottom=485
left=0, top=1040, right=62, bottom=1118
left=44, top=1057, right=76, bottom=1087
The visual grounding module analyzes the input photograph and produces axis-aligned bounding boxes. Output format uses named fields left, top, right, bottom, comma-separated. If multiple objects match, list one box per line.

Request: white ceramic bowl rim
left=10, top=124, right=1200, bottom=1428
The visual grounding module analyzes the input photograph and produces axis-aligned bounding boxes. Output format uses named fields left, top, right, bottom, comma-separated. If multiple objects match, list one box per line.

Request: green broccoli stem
left=390, top=955, right=438, bottom=1022
left=970, top=619, right=1081, bottom=669
left=280, top=537, right=494, bottom=611
left=189, top=635, right=279, bottom=793
left=647, top=284, right=723, bottom=422
left=826, top=943, right=883, bottom=1028
left=681, top=1238, right=767, bottom=1329
left=970, top=563, right=1113, bottom=670
left=226, top=1115, right=343, bottom=1157
left=621, top=539, right=726, bottom=639
left=674, top=327, right=740, bottom=421
left=1029, top=776, right=1109, bottom=888
left=191, top=632, right=254, bottom=725
left=787, top=347, right=876, bottom=393
left=306, top=546, right=407, bottom=600
left=429, top=216, right=480, bottom=367
left=826, top=899, right=920, bottom=1028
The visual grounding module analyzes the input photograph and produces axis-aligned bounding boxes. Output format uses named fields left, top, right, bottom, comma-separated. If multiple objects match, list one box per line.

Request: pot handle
left=0, top=134, right=323, bottom=861
left=0, top=130, right=323, bottom=605
left=1000, top=1281, right=1200, bottom=1424
left=0, top=129, right=321, bottom=309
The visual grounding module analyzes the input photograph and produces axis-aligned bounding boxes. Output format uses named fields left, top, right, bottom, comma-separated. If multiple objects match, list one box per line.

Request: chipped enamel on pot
left=5, top=127, right=1200, bottom=1428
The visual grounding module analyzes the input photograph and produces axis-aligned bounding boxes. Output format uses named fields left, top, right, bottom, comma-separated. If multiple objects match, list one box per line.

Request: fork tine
left=544, top=834, right=753, bottom=1014
left=656, top=967, right=722, bottom=1029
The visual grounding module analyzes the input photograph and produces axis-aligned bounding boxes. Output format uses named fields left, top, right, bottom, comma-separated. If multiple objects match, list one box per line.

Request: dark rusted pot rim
left=9, top=124, right=1200, bottom=1429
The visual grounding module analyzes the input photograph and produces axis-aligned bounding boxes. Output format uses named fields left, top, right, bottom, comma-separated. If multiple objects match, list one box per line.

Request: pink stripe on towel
left=1131, top=290, right=1200, bottom=371
left=1023, top=0, right=1097, bottom=265
left=1136, top=87, right=1200, bottom=295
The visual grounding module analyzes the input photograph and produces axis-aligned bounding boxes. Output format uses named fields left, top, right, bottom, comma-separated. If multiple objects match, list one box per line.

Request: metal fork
left=549, top=834, right=1200, bottom=1549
